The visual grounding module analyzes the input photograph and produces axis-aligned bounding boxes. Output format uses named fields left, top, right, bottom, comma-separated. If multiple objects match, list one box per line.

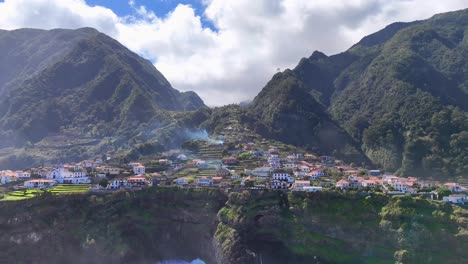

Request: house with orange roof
left=127, top=176, right=149, bottom=186
left=444, top=183, right=464, bottom=193
left=292, top=180, right=311, bottom=190
left=336, top=179, right=350, bottom=188
left=0, top=170, right=19, bottom=184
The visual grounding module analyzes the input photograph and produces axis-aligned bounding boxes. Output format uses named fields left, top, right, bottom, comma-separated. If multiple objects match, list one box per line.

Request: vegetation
left=0, top=184, right=90, bottom=201
left=0, top=28, right=207, bottom=169
left=216, top=190, right=468, bottom=264
left=245, top=9, right=468, bottom=178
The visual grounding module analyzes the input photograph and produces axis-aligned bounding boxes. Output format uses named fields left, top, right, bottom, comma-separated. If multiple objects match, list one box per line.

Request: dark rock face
left=0, top=189, right=467, bottom=264
left=0, top=189, right=226, bottom=264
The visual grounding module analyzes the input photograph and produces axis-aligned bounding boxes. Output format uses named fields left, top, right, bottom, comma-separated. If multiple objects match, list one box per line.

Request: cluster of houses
left=0, top=142, right=466, bottom=205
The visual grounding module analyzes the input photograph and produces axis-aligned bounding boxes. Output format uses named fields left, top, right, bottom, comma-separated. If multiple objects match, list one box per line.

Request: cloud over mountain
left=0, top=0, right=466, bottom=105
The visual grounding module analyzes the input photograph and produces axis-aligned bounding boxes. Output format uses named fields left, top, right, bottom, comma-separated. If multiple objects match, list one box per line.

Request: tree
left=99, top=178, right=109, bottom=188
left=436, top=187, right=451, bottom=200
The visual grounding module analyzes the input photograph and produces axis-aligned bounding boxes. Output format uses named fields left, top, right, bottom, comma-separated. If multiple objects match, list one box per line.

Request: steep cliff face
left=216, top=191, right=468, bottom=264
left=0, top=188, right=226, bottom=264
left=1, top=189, right=467, bottom=264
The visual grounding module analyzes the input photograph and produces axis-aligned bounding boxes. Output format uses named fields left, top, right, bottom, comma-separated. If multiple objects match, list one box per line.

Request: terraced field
left=0, top=189, right=43, bottom=201
left=49, top=184, right=91, bottom=194
left=195, top=144, right=223, bottom=160
left=0, top=184, right=91, bottom=201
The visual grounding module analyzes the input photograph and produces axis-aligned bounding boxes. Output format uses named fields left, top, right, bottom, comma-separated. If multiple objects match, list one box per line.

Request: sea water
left=156, top=259, right=205, bottom=264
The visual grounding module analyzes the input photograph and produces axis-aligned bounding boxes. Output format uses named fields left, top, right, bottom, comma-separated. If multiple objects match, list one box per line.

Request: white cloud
left=0, top=0, right=466, bottom=105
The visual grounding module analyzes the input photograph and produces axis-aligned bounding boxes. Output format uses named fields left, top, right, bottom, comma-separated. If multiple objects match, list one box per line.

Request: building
left=194, top=160, right=207, bottom=168
left=369, top=170, right=381, bottom=176
left=292, top=180, right=311, bottom=190
left=24, top=179, right=56, bottom=189
left=212, top=177, right=223, bottom=184
left=391, top=182, right=408, bottom=192
left=108, top=179, right=127, bottom=189
left=159, top=159, right=172, bottom=165
left=285, top=155, right=297, bottom=163
left=309, top=170, right=325, bottom=180
left=361, top=180, right=378, bottom=188
left=80, top=160, right=95, bottom=168
left=283, top=163, right=297, bottom=170
left=97, top=166, right=120, bottom=176
left=216, top=169, right=231, bottom=177
left=336, top=180, right=350, bottom=189
left=127, top=176, right=148, bottom=186
left=133, top=164, right=146, bottom=175
left=272, top=171, right=294, bottom=183
left=444, top=183, right=464, bottom=193
left=223, top=157, right=239, bottom=165
left=299, top=165, right=311, bottom=173
left=176, top=178, right=189, bottom=185
left=252, top=167, right=273, bottom=178
left=16, top=171, right=31, bottom=178
left=443, top=194, right=467, bottom=205
left=0, top=171, right=18, bottom=184
left=177, top=154, right=188, bottom=161
left=47, top=165, right=90, bottom=184
left=196, top=178, right=213, bottom=186
left=270, top=179, right=290, bottom=189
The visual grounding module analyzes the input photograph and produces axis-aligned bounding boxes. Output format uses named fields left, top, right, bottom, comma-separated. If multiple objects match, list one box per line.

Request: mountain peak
left=309, top=50, right=328, bottom=60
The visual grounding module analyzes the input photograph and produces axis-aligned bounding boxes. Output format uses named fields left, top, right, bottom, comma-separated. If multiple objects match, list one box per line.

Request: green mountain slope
left=0, top=28, right=206, bottom=168
left=250, top=9, right=468, bottom=178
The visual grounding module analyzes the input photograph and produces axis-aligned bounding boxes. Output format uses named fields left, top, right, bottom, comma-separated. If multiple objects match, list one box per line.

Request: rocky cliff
left=0, top=188, right=467, bottom=264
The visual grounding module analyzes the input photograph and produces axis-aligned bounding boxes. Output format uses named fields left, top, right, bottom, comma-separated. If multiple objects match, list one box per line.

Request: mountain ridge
left=246, top=8, right=468, bottom=178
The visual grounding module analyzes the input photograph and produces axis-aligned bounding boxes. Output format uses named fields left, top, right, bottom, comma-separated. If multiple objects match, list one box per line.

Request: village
left=0, top=141, right=467, bottom=205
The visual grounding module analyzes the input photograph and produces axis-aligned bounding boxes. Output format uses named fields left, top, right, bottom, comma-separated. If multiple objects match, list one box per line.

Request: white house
left=195, top=160, right=207, bottom=168
left=272, top=171, right=294, bottom=183
left=283, top=163, right=297, bottom=170
left=196, top=178, right=213, bottom=186
left=47, top=165, right=90, bottom=184
left=108, top=179, right=127, bottom=189
left=285, top=155, right=297, bottom=163
left=24, top=179, right=56, bottom=189
left=299, top=165, right=311, bottom=173
left=16, top=171, right=31, bottom=178
left=270, top=179, right=290, bottom=189
left=177, top=154, right=188, bottom=161
left=176, top=178, right=189, bottom=185
left=133, top=165, right=146, bottom=175
left=361, top=180, right=378, bottom=188
left=293, top=170, right=307, bottom=177
left=0, top=171, right=18, bottom=184
left=443, top=194, right=467, bottom=205
left=444, top=183, right=464, bottom=193
left=308, top=170, right=325, bottom=180
left=252, top=167, right=273, bottom=178
left=80, top=160, right=95, bottom=168
left=391, top=182, right=408, bottom=192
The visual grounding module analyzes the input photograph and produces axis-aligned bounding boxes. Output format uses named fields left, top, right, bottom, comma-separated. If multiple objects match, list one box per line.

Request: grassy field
left=0, top=184, right=91, bottom=201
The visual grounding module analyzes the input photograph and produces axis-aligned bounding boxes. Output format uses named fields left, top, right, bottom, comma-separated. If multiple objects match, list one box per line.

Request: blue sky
left=86, top=0, right=215, bottom=29
left=86, top=0, right=201, bottom=17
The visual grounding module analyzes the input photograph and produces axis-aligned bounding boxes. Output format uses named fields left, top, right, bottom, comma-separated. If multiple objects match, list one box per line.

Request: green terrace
left=0, top=184, right=91, bottom=201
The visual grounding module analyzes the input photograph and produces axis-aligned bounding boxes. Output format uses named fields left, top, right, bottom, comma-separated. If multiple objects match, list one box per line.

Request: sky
left=0, top=0, right=466, bottom=106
